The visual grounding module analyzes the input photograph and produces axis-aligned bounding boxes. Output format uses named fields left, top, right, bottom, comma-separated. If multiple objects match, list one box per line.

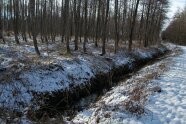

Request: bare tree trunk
left=74, top=0, right=81, bottom=50
left=21, top=0, right=27, bottom=42
left=114, top=0, right=119, bottom=53
left=61, top=0, right=64, bottom=43
left=29, top=0, right=40, bottom=56
left=13, top=0, right=20, bottom=44
left=128, top=0, right=140, bottom=51
left=121, top=0, right=128, bottom=44
left=101, top=0, right=110, bottom=55
left=144, top=0, right=151, bottom=47
left=138, top=2, right=145, bottom=45
left=0, top=0, right=4, bottom=42
left=64, top=0, right=70, bottom=53
left=95, top=0, right=101, bottom=47
left=83, top=0, right=88, bottom=53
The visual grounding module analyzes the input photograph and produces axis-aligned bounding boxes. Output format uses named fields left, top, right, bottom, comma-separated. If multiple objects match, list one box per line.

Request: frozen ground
left=72, top=45, right=186, bottom=124
left=145, top=46, right=186, bottom=124
left=1, top=37, right=185, bottom=124
left=0, top=36, right=167, bottom=122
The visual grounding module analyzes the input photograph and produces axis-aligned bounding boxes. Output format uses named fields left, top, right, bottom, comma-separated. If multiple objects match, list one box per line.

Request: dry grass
left=121, top=61, right=170, bottom=115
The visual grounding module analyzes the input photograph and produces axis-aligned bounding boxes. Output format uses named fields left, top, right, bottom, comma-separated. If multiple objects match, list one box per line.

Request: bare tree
left=128, top=0, right=140, bottom=50
left=101, top=0, right=110, bottom=55
left=13, top=0, right=20, bottom=44
left=163, top=5, right=186, bottom=45
left=83, top=0, right=88, bottom=53
left=64, top=0, right=71, bottom=53
left=29, top=0, right=40, bottom=55
left=0, top=0, right=4, bottom=42
left=114, top=0, right=119, bottom=53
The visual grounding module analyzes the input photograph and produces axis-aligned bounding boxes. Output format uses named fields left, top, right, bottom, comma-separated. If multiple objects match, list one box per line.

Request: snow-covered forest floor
left=0, top=36, right=180, bottom=123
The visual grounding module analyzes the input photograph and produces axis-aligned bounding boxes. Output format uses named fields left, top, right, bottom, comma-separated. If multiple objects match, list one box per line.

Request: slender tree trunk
left=29, top=0, right=40, bottom=56
left=114, top=0, right=119, bottom=53
left=83, top=0, right=88, bottom=52
left=74, top=0, right=80, bottom=50
left=61, top=0, right=64, bottom=43
left=101, top=0, right=110, bottom=55
left=13, top=0, right=20, bottom=44
left=121, top=0, right=127, bottom=44
left=95, top=0, right=101, bottom=47
left=21, top=0, right=27, bottom=42
left=128, top=0, right=140, bottom=51
left=144, top=0, right=151, bottom=47
left=64, top=0, right=70, bottom=53
left=138, top=2, right=145, bottom=45
left=0, top=0, right=4, bottom=42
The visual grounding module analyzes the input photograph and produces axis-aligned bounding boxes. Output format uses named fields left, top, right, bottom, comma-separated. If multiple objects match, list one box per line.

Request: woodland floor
left=1, top=36, right=182, bottom=124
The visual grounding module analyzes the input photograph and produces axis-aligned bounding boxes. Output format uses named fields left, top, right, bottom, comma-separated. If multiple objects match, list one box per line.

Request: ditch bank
left=33, top=44, right=169, bottom=117
left=0, top=44, right=168, bottom=119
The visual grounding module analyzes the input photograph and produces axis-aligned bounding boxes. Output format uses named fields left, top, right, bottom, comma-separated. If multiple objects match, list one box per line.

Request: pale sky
left=165, top=0, right=186, bottom=28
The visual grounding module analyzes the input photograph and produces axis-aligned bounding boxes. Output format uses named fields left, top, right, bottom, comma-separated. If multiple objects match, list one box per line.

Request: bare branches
left=0, top=0, right=169, bottom=54
left=162, top=6, right=186, bottom=45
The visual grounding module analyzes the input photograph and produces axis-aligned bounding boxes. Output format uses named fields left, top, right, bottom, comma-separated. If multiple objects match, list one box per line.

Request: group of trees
left=162, top=6, right=186, bottom=45
left=0, top=0, right=169, bottom=55
left=0, top=0, right=3, bottom=41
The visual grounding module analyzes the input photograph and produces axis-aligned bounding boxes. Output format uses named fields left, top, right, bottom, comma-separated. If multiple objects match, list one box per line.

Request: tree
left=121, top=0, right=128, bottom=44
left=101, top=0, right=110, bottom=55
left=114, top=0, right=119, bottom=53
left=20, top=0, right=27, bottom=42
left=64, top=0, right=70, bottom=53
left=95, top=0, right=101, bottom=47
left=13, top=0, right=20, bottom=44
left=162, top=6, right=186, bottom=45
left=0, top=0, right=4, bottom=41
left=29, top=0, right=40, bottom=55
left=128, top=0, right=140, bottom=50
left=83, top=0, right=88, bottom=53
left=73, top=0, right=78, bottom=50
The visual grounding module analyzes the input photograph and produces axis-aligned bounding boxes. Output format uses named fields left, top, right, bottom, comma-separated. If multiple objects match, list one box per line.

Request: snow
left=113, top=53, right=131, bottom=67
left=20, top=57, right=95, bottom=93
left=0, top=38, right=168, bottom=122
left=144, top=46, right=186, bottom=124
left=72, top=45, right=186, bottom=124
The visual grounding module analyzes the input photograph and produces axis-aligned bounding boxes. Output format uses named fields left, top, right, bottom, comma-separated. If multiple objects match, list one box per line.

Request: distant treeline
left=0, top=0, right=169, bottom=55
left=162, top=6, right=186, bottom=45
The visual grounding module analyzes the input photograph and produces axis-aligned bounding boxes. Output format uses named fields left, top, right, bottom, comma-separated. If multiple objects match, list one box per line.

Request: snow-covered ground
left=72, top=45, right=186, bottom=124
left=0, top=37, right=167, bottom=113
left=145, top=46, right=186, bottom=124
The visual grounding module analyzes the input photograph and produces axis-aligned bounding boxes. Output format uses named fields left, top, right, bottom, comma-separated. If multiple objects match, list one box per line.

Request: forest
left=0, top=0, right=169, bottom=55
left=1, top=0, right=186, bottom=124
left=162, top=7, right=186, bottom=45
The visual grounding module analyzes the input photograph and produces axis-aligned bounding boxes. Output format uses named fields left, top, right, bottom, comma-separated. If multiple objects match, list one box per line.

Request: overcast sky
left=165, top=0, right=186, bottom=28
left=169, top=0, right=186, bottom=17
